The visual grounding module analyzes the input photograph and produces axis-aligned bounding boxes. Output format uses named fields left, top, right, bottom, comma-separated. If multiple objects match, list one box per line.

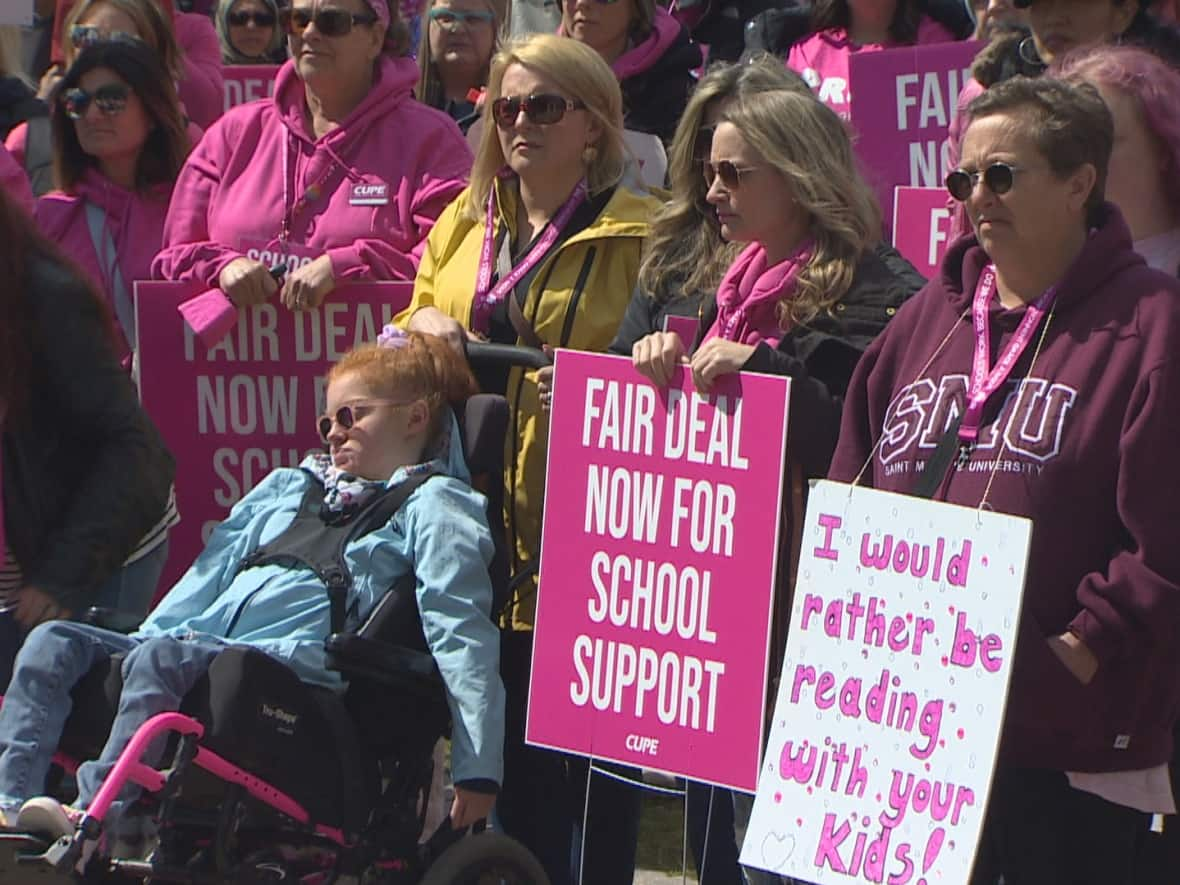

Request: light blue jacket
left=136, top=417, right=506, bottom=784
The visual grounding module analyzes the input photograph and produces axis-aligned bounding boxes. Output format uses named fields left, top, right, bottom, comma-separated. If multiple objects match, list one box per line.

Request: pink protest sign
left=222, top=65, right=279, bottom=111
left=892, top=186, right=955, bottom=279
left=526, top=350, right=790, bottom=791
left=136, top=280, right=412, bottom=588
left=742, top=481, right=1030, bottom=883
left=849, top=41, right=980, bottom=230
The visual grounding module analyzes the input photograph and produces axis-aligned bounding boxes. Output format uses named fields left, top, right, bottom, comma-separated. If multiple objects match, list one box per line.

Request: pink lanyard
left=471, top=177, right=587, bottom=335
left=960, top=264, right=1056, bottom=443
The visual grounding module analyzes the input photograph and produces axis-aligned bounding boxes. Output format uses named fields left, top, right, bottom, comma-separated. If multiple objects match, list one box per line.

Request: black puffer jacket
left=0, top=76, right=45, bottom=143
left=2, top=254, right=175, bottom=612
left=610, top=241, right=926, bottom=478
left=622, top=20, right=702, bottom=143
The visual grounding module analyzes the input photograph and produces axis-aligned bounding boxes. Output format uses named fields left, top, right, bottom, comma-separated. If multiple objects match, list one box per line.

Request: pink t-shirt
left=787, top=17, right=957, bottom=118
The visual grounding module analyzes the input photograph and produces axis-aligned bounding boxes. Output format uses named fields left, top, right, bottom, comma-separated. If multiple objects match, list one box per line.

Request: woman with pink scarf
left=628, top=85, right=924, bottom=885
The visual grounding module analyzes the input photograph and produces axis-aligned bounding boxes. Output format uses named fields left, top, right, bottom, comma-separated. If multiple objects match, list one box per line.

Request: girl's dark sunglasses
left=228, top=9, right=277, bottom=26
left=492, top=93, right=586, bottom=127
left=945, top=162, right=1024, bottom=202
left=317, top=400, right=413, bottom=442
left=703, top=160, right=760, bottom=190
left=281, top=7, right=378, bottom=37
left=63, top=83, right=131, bottom=120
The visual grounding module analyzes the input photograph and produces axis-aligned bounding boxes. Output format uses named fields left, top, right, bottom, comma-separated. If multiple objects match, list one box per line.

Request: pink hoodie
left=175, top=11, right=226, bottom=130
left=153, top=56, right=472, bottom=288
left=787, top=17, right=956, bottom=118
left=35, top=168, right=172, bottom=365
left=0, top=143, right=32, bottom=215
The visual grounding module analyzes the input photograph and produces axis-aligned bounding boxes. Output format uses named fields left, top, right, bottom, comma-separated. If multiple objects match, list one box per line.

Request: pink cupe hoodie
left=0, top=143, right=32, bottom=214
left=35, top=168, right=172, bottom=365
left=175, top=11, right=226, bottom=130
left=153, top=56, right=472, bottom=288
left=787, top=17, right=956, bottom=118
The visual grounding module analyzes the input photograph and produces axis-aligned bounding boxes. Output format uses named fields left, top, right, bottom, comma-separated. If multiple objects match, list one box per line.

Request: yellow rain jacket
left=396, top=176, right=659, bottom=628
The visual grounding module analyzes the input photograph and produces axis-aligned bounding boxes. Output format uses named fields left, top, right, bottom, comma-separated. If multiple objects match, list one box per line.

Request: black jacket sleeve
left=18, top=257, right=175, bottom=610
left=740, top=243, right=926, bottom=478
left=609, top=285, right=709, bottom=356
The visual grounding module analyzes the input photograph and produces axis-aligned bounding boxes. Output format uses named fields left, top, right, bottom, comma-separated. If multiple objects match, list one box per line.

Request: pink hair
left=1050, top=44, right=1180, bottom=211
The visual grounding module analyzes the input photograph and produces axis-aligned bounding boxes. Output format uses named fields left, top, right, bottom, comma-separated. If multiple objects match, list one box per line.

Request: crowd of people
left=1, top=0, right=1180, bottom=883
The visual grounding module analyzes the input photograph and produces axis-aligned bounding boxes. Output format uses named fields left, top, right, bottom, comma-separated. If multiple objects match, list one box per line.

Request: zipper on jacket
left=560, top=247, right=597, bottom=348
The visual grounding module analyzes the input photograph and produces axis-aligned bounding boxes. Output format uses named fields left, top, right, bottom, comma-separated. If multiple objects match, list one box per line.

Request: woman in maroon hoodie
left=829, top=75, right=1180, bottom=884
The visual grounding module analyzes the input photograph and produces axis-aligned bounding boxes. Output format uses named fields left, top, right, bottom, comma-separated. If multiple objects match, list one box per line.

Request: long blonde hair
left=722, top=89, right=881, bottom=326
left=638, top=56, right=810, bottom=302
left=464, top=34, right=627, bottom=220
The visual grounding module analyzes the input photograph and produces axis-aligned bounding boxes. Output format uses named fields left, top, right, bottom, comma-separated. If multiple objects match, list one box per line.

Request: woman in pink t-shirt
left=787, top=0, right=958, bottom=117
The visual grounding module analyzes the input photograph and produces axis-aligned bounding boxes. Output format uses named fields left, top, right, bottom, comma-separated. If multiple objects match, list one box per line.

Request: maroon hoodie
left=829, top=205, right=1180, bottom=773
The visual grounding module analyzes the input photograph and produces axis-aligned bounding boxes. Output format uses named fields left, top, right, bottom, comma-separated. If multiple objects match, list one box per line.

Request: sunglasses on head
left=428, top=7, right=495, bottom=27
left=68, top=25, right=140, bottom=49
left=281, top=6, right=378, bottom=37
left=492, top=93, right=586, bottom=127
left=945, top=162, right=1026, bottom=202
left=63, top=83, right=131, bottom=120
left=228, top=9, right=277, bottom=26
left=317, top=400, right=415, bottom=442
left=703, top=159, right=759, bottom=190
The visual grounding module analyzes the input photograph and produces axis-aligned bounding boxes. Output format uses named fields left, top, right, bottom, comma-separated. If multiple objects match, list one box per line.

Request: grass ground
left=636, top=794, right=698, bottom=880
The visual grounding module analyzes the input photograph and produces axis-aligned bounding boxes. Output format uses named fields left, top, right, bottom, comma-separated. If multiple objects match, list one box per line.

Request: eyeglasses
left=317, top=400, right=414, bottom=442
left=703, top=160, right=760, bottom=190
left=428, top=7, right=495, bottom=27
left=945, top=162, right=1027, bottom=201
left=228, top=9, right=277, bottom=26
left=281, top=7, right=378, bottom=37
left=492, top=93, right=586, bottom=127
left=63, top=83, right=131, bottom=120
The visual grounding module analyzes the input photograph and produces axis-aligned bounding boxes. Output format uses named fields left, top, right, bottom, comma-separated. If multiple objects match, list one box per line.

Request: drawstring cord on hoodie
left=279, top=130, right=370, bottom=249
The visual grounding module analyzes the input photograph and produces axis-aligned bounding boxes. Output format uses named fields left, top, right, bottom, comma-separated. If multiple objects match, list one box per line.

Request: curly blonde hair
left=721, top=89, right=881, bottom=327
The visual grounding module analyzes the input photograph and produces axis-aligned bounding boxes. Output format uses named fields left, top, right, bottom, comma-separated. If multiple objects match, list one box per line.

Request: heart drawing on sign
left=761, top=831, right=796, bottom=871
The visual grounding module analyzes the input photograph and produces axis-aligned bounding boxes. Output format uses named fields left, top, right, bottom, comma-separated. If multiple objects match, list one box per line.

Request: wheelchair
left=0, top=377, right=551, bottom=885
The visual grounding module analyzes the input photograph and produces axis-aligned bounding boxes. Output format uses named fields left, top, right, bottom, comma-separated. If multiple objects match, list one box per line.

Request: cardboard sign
left=892, top=186, right=955, bottom=280
left=222, top=65, right=280, bottom=111
left=849, top=41, right=980, bottom=231
left=526, top=350, right=790, bottom=792
left=741, top=480, right=1030, bottom=884
left=136, top=280, right=413, bottom=587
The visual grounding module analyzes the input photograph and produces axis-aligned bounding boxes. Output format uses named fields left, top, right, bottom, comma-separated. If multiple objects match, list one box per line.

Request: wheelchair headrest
left=458, top=395, right=509, bottom=478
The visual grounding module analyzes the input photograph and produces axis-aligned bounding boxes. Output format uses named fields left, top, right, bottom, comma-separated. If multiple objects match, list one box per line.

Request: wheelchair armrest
left=79, top=607, right=143, bottom=634
left=324, top=633, right=443, bottom=694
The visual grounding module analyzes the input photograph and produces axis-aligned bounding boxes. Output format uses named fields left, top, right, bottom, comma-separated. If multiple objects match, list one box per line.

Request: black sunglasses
left=492, top=93, right=586, bottom=127
left=63, top=83, right=131, bottom=120
left=703, top=159, right=760, bottom=190
left=282, top=7, right=378, bottom=37
left=228, top=9, right=277, bottom=26
left=945, top=162, right=1026, bottom=202
left=317, top=399, right=415, bottom=442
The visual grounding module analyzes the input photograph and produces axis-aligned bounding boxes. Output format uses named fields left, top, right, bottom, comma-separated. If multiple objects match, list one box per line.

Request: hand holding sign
left=281, top=254, right=336, bottom=311
left=219, top=257, right=279, bottom=308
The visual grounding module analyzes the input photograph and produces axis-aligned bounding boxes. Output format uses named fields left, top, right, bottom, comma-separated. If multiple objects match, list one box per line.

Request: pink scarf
left=704, top=240, right=813, bottom=348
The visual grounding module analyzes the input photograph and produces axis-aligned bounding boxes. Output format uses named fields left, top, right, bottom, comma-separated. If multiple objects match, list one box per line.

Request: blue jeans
left=0, top=540, right=170, bottom=694
left=0, top=622, right=221, bottom=817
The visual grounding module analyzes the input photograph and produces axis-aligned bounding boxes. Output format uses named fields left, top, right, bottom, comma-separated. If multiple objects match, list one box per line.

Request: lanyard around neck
left=471, top=177, right=587, bottom=336
left=959, top=264, right=1057, bottom=443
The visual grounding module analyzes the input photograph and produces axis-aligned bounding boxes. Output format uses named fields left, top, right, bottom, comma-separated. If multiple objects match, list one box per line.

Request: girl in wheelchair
left=0, top=330, right=506, bottom=853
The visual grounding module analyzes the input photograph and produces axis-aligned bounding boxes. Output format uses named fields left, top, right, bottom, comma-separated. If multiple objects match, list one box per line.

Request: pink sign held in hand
left=526, top=350, right=790, bottom=792
left=892, top=186, right=956, bottom=279
left=222, top=65, right=280, bottom=112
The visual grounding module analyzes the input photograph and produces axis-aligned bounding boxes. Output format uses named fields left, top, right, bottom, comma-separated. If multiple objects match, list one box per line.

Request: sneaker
left=16, top=796, right=83, bottom=840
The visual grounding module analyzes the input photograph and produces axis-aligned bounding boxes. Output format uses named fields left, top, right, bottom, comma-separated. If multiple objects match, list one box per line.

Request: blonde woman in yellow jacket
left=396, top=33, right=659, bottom=884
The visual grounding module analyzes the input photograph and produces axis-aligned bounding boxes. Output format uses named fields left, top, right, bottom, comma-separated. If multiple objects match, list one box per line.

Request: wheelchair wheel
left=418, top=831, right=549, bottom=885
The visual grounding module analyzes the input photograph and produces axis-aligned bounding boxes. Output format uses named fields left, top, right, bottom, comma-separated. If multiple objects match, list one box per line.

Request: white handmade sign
left=741, top=480, right=1031, bottom=884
